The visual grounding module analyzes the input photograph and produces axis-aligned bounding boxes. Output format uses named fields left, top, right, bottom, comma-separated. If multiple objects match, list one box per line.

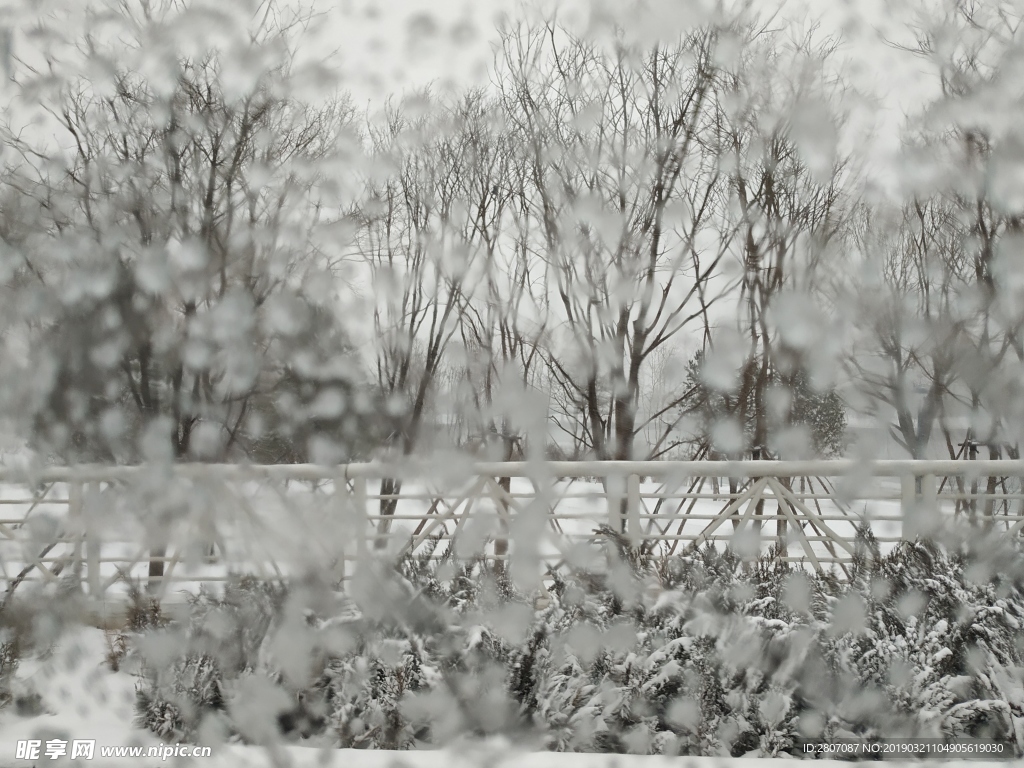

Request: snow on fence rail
left=0, top=459, right=1022, bottom=607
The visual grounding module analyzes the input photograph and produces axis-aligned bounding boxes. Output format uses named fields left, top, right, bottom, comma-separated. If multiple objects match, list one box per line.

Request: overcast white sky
left=308, top=0, right=931, bottom=105
left=0, top=0, right=941, bottom=198
left=0, top=0, right=931, bottom=222
left=302, top=0, right=936, bottom=193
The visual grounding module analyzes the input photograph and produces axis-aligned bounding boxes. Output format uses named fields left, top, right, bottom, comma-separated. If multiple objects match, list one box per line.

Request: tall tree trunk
left=493, top=432, right=515, bottom=578
left=375, top=477, right=403, bottom=550
left=148, top=418, right=192, bottom=592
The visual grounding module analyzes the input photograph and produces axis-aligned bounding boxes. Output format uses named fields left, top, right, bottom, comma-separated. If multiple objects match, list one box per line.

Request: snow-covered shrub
left=127, top=530, right=1024, bottom=757
left=105, top=575, right=168, bottom=672
left=134, top=577, right=286, bottom=741
left=0, top=599, right=47, bottom=716
left=135, top=652, right=224, bottom=742
left=0, top=627, right=18, bottom=711
left=814, top=535, right=1024, bottom=751
left=325, top=635, right=438, bottom=749
left=319, top=544, right=530, bottom=748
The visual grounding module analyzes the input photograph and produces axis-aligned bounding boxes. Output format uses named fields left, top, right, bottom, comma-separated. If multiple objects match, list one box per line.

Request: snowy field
left=0, top=472, right=993, bottom=605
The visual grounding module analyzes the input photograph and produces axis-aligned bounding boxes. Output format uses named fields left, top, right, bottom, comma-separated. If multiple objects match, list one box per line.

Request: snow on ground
left=0, top=627, right=161, bottom=764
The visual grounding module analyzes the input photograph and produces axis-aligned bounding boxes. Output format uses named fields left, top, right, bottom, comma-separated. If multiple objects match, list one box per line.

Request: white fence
left=1, top=459, right=1022, bottom=608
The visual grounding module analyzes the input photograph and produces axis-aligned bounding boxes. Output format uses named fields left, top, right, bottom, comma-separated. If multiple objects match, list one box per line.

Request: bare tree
left=495, top=20, right=729, bottom=466
left=860, top=0, right=1024, bottom=462
left=712, top=25, right=850, bottom=464
left=356, top=90, right=518, bottom=544
left=0, top=0, right=361, bottom=580
left=440, top=91, right=547, bottom=461
left=849, top=200, right=966, bottom=460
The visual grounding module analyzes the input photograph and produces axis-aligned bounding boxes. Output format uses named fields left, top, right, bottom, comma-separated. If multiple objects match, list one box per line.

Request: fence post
left=85, top=484, right=102, bottom=600
left=921, top=473, right=937, bottom=537
left=606, top=473, right=625, bottom=534
left=494, top=476, right=511, bottom=575
left=68, top=481, right=84, bottom=592
left=921, top=474, right=937, bottom=505
left=353, top=476, right=368, bottom=561
left=626, top=474, right=641, bottom=546
left=901, top=472, right=915, bottom=541
left=331, top=474, right=346, bottom=589
left=902, top=471, right=938, bottom=541
left=777, top=477, right=793, bottom=557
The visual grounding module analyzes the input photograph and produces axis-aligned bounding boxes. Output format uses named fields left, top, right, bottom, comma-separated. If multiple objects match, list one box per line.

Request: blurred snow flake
left=0, top=0, right=1022, bottom=759
left=790, top=97, right=838, bottom=186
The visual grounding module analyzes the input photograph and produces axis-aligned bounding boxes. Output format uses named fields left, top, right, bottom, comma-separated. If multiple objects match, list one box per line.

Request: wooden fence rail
left=0, top=460, right=1021, bottom=609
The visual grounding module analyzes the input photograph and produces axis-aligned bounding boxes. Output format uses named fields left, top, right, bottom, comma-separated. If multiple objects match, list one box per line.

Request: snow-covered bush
left=134, top=577, right=285, bottom=742
left=126, top=530, right=1024, bottom=757
left=0, top=624, right=19, bottom=711
left=0, top=598, right=58, bottom=717
left=813, top=534, right=1024, bottom=750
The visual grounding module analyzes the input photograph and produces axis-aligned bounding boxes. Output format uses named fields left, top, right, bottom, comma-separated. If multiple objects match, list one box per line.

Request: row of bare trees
left=353, top=12, right=856, bottom=476
left=849, top=0, right=1024, bottom=464
left=3, top=0, right=1024, bottom=482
